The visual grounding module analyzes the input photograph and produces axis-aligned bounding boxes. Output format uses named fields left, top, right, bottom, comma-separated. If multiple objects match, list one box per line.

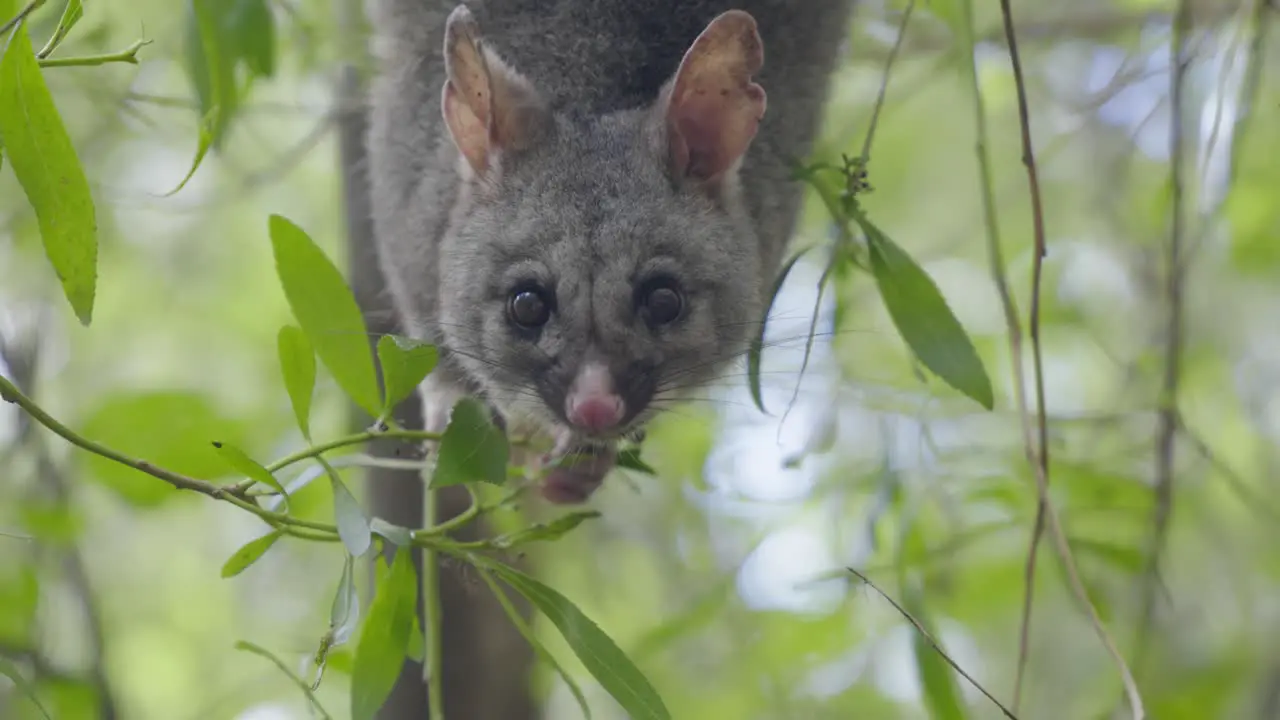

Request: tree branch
left=1133, top=0, right=1194, bottom=679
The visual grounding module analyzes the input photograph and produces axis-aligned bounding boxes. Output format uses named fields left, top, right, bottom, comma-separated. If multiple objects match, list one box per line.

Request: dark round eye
left=508, top=287, right=551, bottom=328
left=642, top=283, right=684, bottom=326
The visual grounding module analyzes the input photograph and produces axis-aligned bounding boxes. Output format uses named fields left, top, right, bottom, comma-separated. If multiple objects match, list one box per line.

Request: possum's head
left=433, top=5, right=768, bottom=443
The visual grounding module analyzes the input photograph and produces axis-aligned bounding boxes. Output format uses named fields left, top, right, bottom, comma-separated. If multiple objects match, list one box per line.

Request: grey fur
left=366, top=0, right=855, bottom=442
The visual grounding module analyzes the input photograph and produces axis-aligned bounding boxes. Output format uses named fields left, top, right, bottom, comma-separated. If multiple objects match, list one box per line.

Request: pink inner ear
left=666, top=11, right=767, bottom=182
left=443, top=80, right=493, bottom=173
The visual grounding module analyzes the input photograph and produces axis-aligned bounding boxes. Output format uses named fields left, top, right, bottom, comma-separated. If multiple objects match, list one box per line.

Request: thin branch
left=0, top=0, right=45, bottom=38
left=971, top=0, right=1146, bottom=715
left=0, top=374, right=340, bottom=538
left=859, top=0, right=916, bottom=165
left=37, top=39, right=151, bottom=68
left=847, top=569, right=1020, bottom=719
left=1133, top=0, right=1193, bottom=680
left=993, top=0, right=1053, bottom=709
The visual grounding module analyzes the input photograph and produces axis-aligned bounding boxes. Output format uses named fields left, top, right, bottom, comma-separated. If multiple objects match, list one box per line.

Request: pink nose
left=566, top=394, right=625, bottom=432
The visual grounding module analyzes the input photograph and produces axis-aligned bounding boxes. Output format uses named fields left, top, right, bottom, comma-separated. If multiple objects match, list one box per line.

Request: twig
left=1, top=374, right=368, bottom=541
left=969, top=0, right=1146, bottom=715
left=1227, top=0, right=1272, bottom=189
left=1135, top=0, right=1194, bottom=673
left=847, top=568, right=1020, bottom=719
left=992, top=0, right=1053, bottom=709
left=37, top=39, right=151, bottom=68
left=859, top=0, right=916, bottom=165
left=0, top=0, right=44, bottom=38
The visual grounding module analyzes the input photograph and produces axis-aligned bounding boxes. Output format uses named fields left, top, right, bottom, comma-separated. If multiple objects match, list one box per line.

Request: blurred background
left=2, top=0, right=1278, bottom=718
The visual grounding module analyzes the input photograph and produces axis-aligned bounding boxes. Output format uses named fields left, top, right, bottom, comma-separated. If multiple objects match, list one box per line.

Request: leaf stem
left=0, top=0, right=45, bottom=39
left=37, top=39, right=151, bottom=68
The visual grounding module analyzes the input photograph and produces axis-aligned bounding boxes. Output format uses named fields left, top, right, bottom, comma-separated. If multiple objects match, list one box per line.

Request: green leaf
left=162, top=106, right=215, bottom=197
left=79, top=391, right=249, bottom=508
left=376, top=335, right=438, bottom=417
left=212, top=441, right=288, bottom=507
left=431, top=397, right=509, bottom=488
left=478, top=558, right=670, bottom=720
left=322, top=459, right=371, bottom=558
left=36, top=0, right=85, bottom=58
left=0, top=17, right=98, bottom=325
left=220, top=529, right=283, bottom=578
left=902, top=583, right=969, bottom=720
left=615, top=448, right=656, bottom=475
left=477, top=567, right=593, bottom=719
left=269, top=215, right=382, bottom=418
left=0, top=565, right=38, bottom=645
left=235, top=640, right=333, bottom=720
left=491, top=511, right=600, bottom=549
left=370, top=517, right=413, bottom=547
left=749, top=248, right=810, bottom=413
left=405, top=612, right=425, bottom=663
left=351, top=547, right=418, bottom=720
left=277, top=325, right=317, bottom=441
left=0, top=657, right=52, bottom=720
left=329, top=553, right=361, bottom=646
left=232, top=0, right=275, bottom=77
left=857, top=215, right=994, bottom=409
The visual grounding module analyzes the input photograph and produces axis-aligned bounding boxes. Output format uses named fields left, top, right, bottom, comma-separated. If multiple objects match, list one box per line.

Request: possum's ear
left=654, top=10, right=767, bottom=184
left=441, top=5, right=550, bottom=177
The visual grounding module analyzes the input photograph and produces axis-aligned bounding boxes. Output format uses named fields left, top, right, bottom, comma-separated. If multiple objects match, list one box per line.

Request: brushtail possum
left=366, top=0, right=855, bottom=502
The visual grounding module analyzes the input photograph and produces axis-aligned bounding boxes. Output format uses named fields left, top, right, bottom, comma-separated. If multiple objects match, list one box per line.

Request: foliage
left=3, top=0, right=1280, bottom=719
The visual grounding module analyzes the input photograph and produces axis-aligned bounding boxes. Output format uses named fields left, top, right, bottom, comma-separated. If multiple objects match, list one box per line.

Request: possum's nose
left=565, top=362, right=626, bottom=432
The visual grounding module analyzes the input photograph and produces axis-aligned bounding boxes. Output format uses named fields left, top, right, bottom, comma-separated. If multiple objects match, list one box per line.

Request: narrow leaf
left=0, top=18, right=98, bottom=325
left=615, top=448, right=656, bottom=475
left=322, top=459, right=371, bottom=557
left=351, top=547, right=417, bottom=720
left=270, top=215, right=382, bottom=418
left=0, top=657, right=52, bottom=720
left=162, top=106, right=215, bottom=197
left=235, top=640, right=334, bottom=720
left=479, top=558, right=670, bottom=720
left=405, top=612, right=425, bottom=663
left=376, top=335, right=438, bottom=416
left=36, top=0, right=84, bottom=58
left=858, top=215, right=994, bottom=409
left=478, top=567, right=593, bottom=719
left=221, top=529, right=284, bottom=578
left=903, top=583, right=969, bottom=720
left=749, top=248, right=810, bottom=413
left=431, top=397, right=508, bottom=488
left=277, top=325, right=316, bottom=441
left=329, top=553, right=361, bottom=646
left=233, top=0, right=276, bottom=77
left=212, top=441, right=288, bottom=508
left=492, top=511, right=601, bottom=549
left=370, top=517, right=413, bottom=547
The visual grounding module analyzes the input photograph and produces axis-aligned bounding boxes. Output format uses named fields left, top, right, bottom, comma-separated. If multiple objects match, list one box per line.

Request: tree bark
left=335, top=8, right=540, bottom=718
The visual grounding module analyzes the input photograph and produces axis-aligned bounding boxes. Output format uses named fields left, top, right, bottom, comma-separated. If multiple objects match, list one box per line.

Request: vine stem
left=420, top=465, right=445, bottom=719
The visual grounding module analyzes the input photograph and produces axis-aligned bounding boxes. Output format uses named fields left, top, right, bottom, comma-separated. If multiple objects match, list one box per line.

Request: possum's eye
left=507, top=284, right=553, bottom=328
left=638, top=278, right=684, bottom=327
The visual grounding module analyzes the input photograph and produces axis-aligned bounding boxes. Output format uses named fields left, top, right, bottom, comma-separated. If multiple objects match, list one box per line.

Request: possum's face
left=432, top=5, right=767, bottom=443
left=437, top=116, right=761, bottom=442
